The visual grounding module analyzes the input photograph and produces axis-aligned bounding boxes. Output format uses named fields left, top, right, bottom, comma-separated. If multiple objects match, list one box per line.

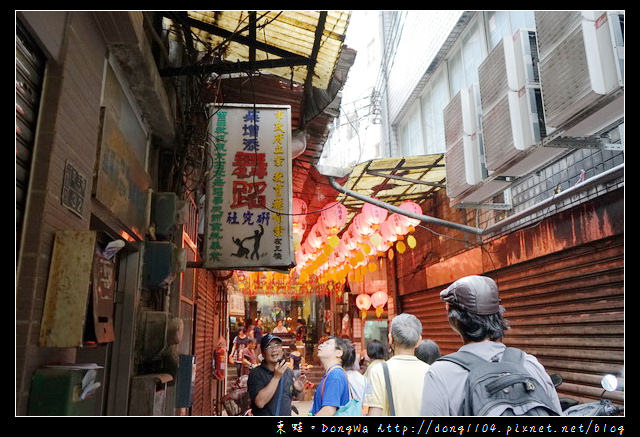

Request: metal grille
left=537, top=25, right=597, bottom=129
left=443, top=92, right=463, bottom=149
left=401, top=234, right=624, bottom=406
left=534, top=11, right=582, bottom=60
left=478, top=39, right=508, bottom=112
left=444, top=138, right=469, bottom=199
left=16, top=21, right=45, bottom=254
left=481, top=94, right=517, bottom=171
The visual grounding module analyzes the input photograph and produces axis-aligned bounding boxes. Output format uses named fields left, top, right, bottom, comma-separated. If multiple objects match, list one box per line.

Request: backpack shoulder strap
left=500, top=347, right=525, bottom=364
left=381, top=362, right=395, bottom=416
left=436, top=350, right=487, bottom=371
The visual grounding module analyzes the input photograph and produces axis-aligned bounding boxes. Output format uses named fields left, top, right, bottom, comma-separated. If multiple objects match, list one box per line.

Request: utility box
left=152, top=192, right=177, bottom=237
left=176, top=354, right=196, bottom=408
left=142, top=241, right=186, bottom=289
left=129, top=373, right=173, bottom=416
left=27, top=366, right=101, bottom=415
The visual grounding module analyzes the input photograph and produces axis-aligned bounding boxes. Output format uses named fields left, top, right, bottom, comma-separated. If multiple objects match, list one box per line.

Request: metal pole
left=328, top=176, right=484, bottom=235
left=483, top=163, right=624, bottom=235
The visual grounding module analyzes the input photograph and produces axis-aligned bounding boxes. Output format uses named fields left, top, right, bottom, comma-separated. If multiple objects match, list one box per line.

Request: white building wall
left=385, top=11, right=462, bottom=124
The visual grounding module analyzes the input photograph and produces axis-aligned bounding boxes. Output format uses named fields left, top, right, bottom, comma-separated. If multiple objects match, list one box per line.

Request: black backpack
left=437, top=347, right=561, bottom=416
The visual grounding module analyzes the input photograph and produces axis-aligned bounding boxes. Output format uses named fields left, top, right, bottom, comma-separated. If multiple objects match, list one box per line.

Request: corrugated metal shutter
left=193, top=268, right=215, bottom=415
left=402, top=234, right=624, bottom=406
left=16, top=20, right=45, bottom=254
left=192, top=269, right=228, bottom=415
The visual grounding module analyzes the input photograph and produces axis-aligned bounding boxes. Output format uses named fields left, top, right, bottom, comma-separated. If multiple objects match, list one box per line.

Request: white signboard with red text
left=204, top=104, right=294, bottom=271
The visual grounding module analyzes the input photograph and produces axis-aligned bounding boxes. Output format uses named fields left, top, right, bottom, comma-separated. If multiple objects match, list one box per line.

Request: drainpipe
left=328, top=176, right=484, bottom=235
left=483, top=163, right=624, bottom=235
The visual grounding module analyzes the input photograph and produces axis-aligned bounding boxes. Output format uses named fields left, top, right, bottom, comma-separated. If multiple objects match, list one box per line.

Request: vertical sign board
left=204, top=104, right=294, bottom=271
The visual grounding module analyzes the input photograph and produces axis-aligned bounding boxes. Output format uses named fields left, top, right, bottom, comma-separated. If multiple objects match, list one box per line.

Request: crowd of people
left=229, top=275, right=564, bottom=417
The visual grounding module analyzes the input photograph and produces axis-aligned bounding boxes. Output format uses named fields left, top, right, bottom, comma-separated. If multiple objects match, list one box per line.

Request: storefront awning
left=160, top=11, right=351, bottom=91
left=338, top=153, right=447, bottom=220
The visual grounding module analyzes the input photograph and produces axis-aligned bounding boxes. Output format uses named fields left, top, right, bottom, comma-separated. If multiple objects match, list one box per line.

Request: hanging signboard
left=204, top=104, right=294, bottom=271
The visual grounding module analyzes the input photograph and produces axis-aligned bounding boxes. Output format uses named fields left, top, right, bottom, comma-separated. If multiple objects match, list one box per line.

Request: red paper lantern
left=352, top=214, right=374, bottom=237
left=371, top=290, right=388, bottom=318
left=361, top=201, right=388, bottom=227
left=321, top=201, right=348, bottom=233
left=356, top=293, right=372, bottom=320
left=399, top=201, right=422, bottom=227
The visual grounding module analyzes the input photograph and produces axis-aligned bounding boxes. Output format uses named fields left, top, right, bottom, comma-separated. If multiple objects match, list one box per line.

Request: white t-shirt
left=346, top=370, right=367, bottom=401
left=363, top=355, right=430, bottom=416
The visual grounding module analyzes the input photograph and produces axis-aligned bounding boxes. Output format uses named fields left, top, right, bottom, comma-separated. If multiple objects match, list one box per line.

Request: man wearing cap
left=419, top=275, right=561, bottom=416
left=247, top=333, right=307, bottom=416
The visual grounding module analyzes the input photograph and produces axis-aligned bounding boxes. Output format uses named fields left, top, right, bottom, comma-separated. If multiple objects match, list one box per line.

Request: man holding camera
left=248, top=333, right=307, bottom=416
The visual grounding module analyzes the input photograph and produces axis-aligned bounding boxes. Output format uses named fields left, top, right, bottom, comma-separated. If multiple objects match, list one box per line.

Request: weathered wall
left=16, top=12, right=107, bottom=415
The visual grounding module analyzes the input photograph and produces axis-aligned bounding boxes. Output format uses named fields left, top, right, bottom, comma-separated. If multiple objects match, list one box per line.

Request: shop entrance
left=363, top=319, right=388, bottom=350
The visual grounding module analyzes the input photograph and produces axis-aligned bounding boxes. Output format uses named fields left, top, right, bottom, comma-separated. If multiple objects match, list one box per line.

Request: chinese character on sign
left=231, top=181, right=267, bottom=209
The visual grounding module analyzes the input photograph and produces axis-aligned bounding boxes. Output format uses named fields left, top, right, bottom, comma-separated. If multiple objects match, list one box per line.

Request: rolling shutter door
left=16, top=21, right=46, bottom=255
left=402, top=234, right=624, bottom=405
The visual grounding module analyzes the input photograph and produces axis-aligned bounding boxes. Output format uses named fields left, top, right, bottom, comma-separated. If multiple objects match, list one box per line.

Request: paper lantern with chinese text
left=320, top=201, right=348, bottom=233
left=371, top=291, right=388, bottom=318
left=306, top=224, right=326, bottom=250
left=379, top=219, right=398, bottom=245
left=356, top=293, right=372, bottom=321
left=388, top=213, right=410, bottom=236
left=352, top=214, right=374, bottom=237
left=361, top=201, right=388, bottom=228
left=398, top=201, right=422, bottom=229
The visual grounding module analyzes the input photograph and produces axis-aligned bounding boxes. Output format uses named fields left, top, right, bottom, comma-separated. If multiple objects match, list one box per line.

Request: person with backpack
left=363, top=313, right=430, bottom=416
left=419, top=275, right=562, bottom=416
left=310, top=336, right=351, bottom=416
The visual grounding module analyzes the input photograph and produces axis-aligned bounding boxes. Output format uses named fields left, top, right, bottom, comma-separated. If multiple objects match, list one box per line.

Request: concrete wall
left=16, top=11, right=108, bottom=415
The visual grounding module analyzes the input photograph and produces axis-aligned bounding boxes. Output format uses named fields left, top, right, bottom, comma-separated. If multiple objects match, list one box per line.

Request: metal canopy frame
left=340, top=154, right=447, bottom=214
left=158, top=10, right=327, bottom=91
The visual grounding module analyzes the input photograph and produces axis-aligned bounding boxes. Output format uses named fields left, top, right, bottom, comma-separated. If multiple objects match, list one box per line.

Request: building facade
left=371, top=10, right=624, bottom=405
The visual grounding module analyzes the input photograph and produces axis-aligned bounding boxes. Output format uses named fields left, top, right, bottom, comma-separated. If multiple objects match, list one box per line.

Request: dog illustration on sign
left=231, top=224, right=264, bottom=260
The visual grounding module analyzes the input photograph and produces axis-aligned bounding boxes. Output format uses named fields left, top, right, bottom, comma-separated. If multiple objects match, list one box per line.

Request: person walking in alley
left=363, top=313, right=430, bottom=416
left=248, top=334, right=306, bottom=416
left=310, top=337, right=352, bottom=416
left=419, top=275, right=562, bottom=416
left=230, top=327, right=250, bottom=378
left=241, top=339, right=259, bottom=376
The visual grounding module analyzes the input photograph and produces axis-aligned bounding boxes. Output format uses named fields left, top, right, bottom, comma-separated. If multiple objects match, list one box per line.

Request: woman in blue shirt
left=311, top=337, right=351, bottom=415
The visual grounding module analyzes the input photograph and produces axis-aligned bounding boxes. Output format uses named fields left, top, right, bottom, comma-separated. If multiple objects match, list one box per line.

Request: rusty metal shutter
left=402, top=234, right=624, bottom=406
left=16, top=20, right=45, bottom=254
left=192, top=268, right=215, bottom=415
left=192, top=269, right=228, bottom=415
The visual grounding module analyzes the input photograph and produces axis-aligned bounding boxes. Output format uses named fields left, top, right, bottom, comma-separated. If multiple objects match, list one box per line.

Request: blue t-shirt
left=311, top=366, right=350, bottom=415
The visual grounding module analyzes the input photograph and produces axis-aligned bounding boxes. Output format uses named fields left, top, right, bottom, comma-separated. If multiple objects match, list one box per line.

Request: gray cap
left=440, top=275, right=502, bottom=315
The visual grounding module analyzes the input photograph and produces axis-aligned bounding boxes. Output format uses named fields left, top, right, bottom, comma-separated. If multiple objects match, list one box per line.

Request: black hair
left=415, top=339, right=440, bottom=365
left=366, top=339, right=387, bottom=360
left=448, top=305, right=510, bottom=342
left=331, top=336, right=354, bottom=368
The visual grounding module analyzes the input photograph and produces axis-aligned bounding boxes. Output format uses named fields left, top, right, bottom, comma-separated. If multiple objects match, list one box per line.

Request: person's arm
left=367, top=406, right=383, bottom=416
left=314, top=405, right=338, bottom=416
left=254, top=361, right=287, bottom=409
left=292, top=373, right=307, bottom=400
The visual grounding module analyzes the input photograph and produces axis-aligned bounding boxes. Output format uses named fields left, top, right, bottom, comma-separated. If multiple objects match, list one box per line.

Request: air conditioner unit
left=535, top=11, right=624, bottom=136
left=443, top=85, right=485, bottom=199
left=479, top=29, right=566, bottom=178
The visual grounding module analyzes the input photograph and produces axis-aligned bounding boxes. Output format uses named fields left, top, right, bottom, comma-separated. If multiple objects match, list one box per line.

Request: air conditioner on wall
left=444, top=86, right=483, bottom=199
left=535, top=11, right=624, bottom=136
left=479, top=29, right=567, bottom=179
